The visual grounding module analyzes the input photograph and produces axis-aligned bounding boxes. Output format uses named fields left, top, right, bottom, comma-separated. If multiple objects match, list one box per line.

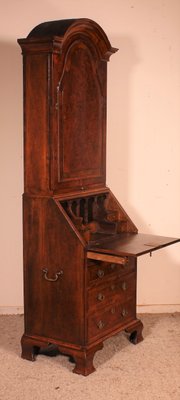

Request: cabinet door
left=51, top=40, right=107, bottom=192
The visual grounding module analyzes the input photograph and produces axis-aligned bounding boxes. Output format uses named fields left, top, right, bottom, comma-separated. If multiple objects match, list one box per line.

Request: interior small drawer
left=87, top=272, right=136, bottom=313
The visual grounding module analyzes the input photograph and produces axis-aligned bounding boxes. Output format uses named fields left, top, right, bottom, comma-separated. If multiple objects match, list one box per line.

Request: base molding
left=21, top=334, right=104, bottom=376
left=20, top=317, right=143, bottom=376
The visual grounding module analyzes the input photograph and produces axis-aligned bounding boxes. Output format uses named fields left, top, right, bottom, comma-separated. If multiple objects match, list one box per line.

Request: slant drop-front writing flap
left=88, top=232, right=180, bottom=257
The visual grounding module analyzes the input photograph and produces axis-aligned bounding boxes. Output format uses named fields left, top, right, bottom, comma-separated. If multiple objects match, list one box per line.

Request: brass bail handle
left=42, top=268, right=63, bottom=282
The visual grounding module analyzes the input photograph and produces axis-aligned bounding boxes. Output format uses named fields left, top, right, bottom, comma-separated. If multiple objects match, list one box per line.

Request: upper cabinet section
left=18, top=19, right=118, bottom=195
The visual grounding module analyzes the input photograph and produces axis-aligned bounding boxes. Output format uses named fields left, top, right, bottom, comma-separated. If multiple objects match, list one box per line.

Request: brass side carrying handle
left=42, top=268, right=63, bottom=282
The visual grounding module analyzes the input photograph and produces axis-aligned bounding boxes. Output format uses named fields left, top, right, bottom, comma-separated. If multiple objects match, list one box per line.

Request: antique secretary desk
left=18, top=19, right=179, bottom=376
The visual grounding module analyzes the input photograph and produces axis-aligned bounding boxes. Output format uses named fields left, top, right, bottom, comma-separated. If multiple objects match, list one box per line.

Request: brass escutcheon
left=97, top=320, right=105, bottom=329
left=121, top=281, right=127, bottom=291
left=121, top=308, right=128, bottom=317
left=97, top=293, right=105, bottom=302
left=97, top=269, right=104, bottom=278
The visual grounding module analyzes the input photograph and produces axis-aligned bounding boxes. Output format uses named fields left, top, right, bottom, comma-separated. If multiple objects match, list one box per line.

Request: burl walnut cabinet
left=18, top=19, right=179, bottom=376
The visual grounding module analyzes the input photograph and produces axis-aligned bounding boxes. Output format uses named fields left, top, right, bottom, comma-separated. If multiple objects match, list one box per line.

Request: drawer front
left=88, top=299, right=135, bottom=341
left=87, top=257, right=135, bottom=286
left=88, top=272, right=136, bottom=312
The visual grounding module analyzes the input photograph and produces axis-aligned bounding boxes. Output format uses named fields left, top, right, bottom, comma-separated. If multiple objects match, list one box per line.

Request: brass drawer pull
left=97, top=320, right=105, bottom=329
left=97, top=293, right=105, bottom=302
left=42, top=268, right=63, bottom=282
left=121, top=308, right=128, bottom=317
left=121, top=281, right=127, bottom=291
left=97, top=269, right=104, bottom=278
